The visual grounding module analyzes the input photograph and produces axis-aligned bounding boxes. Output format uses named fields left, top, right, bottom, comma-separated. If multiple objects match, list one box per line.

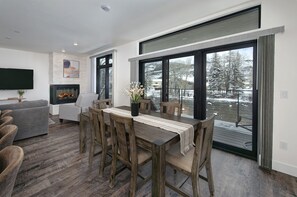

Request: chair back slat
left=192, top=115, right=215, bottom=173
left=93, top=99, right=112, bottom=109
left=109, top=113, right=137, bottom=167
left=89, top=107, right=103, bottom=145
left=139, top=99, right=151, bottom=114
left=160, top=102, right=182, bottom=117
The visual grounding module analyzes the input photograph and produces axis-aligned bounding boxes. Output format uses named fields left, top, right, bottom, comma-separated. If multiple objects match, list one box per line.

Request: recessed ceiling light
left=73, top=42, right=78, bottom=46
left=101, top=4, right=111, bottom=12
left=62, top=49, right=66, bottom=53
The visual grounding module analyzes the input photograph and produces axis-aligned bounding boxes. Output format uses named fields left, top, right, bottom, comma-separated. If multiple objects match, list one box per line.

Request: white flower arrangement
left=125, top=82, right=144, bottom=103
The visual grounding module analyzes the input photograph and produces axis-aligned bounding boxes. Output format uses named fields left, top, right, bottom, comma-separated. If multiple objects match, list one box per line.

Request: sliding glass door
left=168, top=56, right=194, bottom=117
left=139, top=41, right=257, bottom=159
left=142, top=60, right=163, bottom=110
left=205, top=43, right=257, bottom=158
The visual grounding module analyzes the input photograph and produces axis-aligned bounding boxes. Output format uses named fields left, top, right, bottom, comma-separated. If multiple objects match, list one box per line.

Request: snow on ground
left=215, top=120, right=252, bottom=135
left=181, top=114, right=252, bottom=135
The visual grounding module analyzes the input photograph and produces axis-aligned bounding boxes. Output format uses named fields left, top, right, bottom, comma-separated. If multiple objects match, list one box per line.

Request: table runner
left=103, top=107, right=194, bottom=155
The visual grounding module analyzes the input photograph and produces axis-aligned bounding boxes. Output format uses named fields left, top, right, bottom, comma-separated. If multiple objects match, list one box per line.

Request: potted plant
left=17, top=90, right=25, bottom=102
left=125, top=82, right=144, bottom=116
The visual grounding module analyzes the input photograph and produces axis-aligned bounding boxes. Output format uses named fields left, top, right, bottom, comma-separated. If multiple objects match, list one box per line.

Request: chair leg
left=191, top=174, right=200, bottom=197
left=99, top=148, right=107, bottom=177
left=129, top=165, right=138, bottom=197
left=109, top=151, right=117, bottom=188
left=205, top=159, right=215, bottom=196
left=89, top=142, right=94, bottom=166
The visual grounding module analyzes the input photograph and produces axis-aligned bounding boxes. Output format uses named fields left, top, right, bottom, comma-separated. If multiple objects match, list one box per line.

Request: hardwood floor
left=12, top=115, right=297, bottom=197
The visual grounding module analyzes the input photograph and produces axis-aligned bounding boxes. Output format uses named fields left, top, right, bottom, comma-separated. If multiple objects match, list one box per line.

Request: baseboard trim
left=272, top=160, right=297, bottom=178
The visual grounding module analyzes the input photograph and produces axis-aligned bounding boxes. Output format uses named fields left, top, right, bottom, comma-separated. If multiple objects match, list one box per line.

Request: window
left=139, top=6, right=260, bottom=54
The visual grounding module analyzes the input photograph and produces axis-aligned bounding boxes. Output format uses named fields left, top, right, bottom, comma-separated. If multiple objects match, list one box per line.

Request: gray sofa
left=0, top=100, right=49, bottom=141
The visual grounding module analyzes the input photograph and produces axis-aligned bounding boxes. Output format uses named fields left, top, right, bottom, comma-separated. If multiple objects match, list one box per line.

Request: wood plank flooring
left=12, top=115, right=297, bottom=197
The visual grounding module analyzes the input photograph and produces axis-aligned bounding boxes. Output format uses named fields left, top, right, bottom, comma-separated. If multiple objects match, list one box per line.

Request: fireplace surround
left=50, top=84, right=80, bottom=104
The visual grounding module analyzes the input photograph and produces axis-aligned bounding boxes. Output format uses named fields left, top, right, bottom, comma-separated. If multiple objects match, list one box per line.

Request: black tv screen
left=0, top=68, right=34, bottom=90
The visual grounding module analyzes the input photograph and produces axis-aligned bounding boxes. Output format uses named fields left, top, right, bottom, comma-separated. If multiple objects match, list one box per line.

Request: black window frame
left=139, top=6, right=261, bottom=55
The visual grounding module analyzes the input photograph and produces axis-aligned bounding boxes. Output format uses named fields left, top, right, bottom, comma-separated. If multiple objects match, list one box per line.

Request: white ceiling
left=0, top=0, right=253, bottom=54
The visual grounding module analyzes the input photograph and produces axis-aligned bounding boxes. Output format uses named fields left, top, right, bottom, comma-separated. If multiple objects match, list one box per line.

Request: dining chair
left=109, top=113, right=152, bottom=197
left=165, top=115, right=215, bottom=197
left=0, top=125, right=18, bottom=151
left=139, top=99, right=151, bottom=114
left=88, top=107, right=112, bottom=176
left=0, top=116, right=13, bottom=130
left=160, top=101, right=182, bottom=117
left=0, top=145, right=24, bottom=197
left=0, top=109, right=13, bottom=118
left=93, top=99, right=112, bottom=109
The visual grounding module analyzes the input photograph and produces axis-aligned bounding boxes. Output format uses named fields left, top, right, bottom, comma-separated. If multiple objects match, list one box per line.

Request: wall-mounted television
left=0, top=68, right=34, bottom=90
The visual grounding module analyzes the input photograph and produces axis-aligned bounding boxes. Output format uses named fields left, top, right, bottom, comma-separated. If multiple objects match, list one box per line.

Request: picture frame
left=63, top=59, right=79, bottom=78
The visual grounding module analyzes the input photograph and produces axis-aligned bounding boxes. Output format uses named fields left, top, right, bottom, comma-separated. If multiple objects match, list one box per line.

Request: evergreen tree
left=207, top=53, right=224, bottom=92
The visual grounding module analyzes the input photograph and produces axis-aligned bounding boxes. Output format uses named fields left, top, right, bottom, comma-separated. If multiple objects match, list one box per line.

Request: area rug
left=48, top=118, right=55, bottom=125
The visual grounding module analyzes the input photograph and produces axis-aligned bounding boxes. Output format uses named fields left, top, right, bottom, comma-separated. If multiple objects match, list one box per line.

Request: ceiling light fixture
left=73, top=42, right=78, bottom=46
left=62, top=49, right=66, bottom=53
left=101, top=4, right=111, bottom=12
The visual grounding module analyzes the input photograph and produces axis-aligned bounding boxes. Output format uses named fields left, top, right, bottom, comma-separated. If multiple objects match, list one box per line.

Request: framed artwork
left=63, top=59, right=79, bottom=78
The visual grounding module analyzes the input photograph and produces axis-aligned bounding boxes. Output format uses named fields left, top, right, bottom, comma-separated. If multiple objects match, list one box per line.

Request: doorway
left=204, top=42, right=257, bottom=159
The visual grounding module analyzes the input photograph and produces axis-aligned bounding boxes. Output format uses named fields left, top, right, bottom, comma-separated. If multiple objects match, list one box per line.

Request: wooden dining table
left=79, top=106, right=200, bottom=197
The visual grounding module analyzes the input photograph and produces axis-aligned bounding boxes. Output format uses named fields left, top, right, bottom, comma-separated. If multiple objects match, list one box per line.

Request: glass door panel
left=206, top=47, right=255, bottom=153
left=168, top=56, right=194, bottom=117
left=96, top=54, right=112, bottom=100
left=98, top=69, right=106, bottom=99
left=143, top=61, right=162, bottom=111
left=108, top=67, right=112, bottom=99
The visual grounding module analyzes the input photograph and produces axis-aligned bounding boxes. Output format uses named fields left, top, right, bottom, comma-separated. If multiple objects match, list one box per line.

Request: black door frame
left=96, top=54, right=112, bottom=99
left=201, top=40, right=258, bottom=160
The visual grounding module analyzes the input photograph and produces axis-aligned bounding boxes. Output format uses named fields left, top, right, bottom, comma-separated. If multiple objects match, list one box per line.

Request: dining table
left=79, top=106, right=200, bottom=197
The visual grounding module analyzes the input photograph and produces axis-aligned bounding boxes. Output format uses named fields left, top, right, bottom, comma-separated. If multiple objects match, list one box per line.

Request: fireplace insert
left=50, top=84, right=80, bottom=104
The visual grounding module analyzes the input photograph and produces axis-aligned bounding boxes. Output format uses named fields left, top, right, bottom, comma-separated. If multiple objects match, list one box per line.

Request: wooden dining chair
left=88, top=107, right=112, bottom=176
left=160, top=101, right=182, bottom=117
left=0, top=116, right=13, bottom=130
left=0, top=109, right=13, bottom=118
left=0, top=125, right=18, bottom=151
left=93, top=99, right=112, bottom=109
left=165, top=115, right=215, bottom=197
left=139, top=99, right=151, bottom=114
left=109, top=113, right=152, bottom=197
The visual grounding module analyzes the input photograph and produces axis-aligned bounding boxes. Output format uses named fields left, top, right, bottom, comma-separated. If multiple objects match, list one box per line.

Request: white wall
left=0, top=48, right=49, bottom=102
left=49, top=52, right=91, bottom=93
left=91, top=0, right=297, bottom=177
left=261, top=0, right=297, bottom=177
left=113, top=42, right=138, bottom=107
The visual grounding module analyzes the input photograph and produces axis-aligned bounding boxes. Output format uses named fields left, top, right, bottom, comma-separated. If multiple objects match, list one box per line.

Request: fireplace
left=50, top=84, right=80, bottom=104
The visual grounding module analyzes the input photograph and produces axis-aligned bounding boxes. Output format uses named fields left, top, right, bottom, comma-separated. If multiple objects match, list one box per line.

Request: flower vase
left=131, top=103, right=139, bottom=116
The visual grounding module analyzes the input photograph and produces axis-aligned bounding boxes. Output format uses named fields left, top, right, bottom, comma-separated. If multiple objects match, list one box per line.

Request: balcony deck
left=214, top=125, right=252, bottom=151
